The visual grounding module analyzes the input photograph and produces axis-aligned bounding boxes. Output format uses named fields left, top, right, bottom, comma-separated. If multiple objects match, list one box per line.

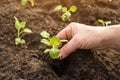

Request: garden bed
left=0, top=0, right=120, bottom=80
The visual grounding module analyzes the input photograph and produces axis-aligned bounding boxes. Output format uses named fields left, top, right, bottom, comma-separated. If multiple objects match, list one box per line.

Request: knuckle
left=69, top=22, right=77, bottom=27
left=73, top=36, right=81, bottom=44
left=68, top=22, right=85, bottom=29
left=70, top=22, right=77, bottom=25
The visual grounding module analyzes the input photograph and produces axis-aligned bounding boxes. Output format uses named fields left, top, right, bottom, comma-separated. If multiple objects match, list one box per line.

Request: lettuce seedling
left=98, top=19, right=111, bottom=26
left=21, top=0, right=35, bottom=6
left=54, top=5, right=77, bottom=21
left=14, top=16, right=32, bottom=45
left=40, top=31, right=68, bottom=59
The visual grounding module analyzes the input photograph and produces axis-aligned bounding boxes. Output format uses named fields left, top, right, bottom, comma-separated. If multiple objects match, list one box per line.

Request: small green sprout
left=40, top=31, right=68, bottom=59
left=21, top=0, right=35, bottom=6
left=14, top=16, right=32, bottom=45
left=98, top=19, right=111, bottom=26
left=54, top=5, right=77, bottom=21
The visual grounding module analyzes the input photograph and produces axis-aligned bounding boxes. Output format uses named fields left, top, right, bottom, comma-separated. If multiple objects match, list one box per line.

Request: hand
left=57, top=22, right=108, bottom=59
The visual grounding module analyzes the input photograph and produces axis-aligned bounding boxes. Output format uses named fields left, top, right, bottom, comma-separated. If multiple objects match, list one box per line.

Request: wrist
left=101, top=25, right=120, bottom=49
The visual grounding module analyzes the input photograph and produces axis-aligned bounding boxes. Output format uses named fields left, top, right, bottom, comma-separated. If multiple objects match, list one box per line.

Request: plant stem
left=20, top=31, right=23, bottom=35
left=103, top=23, right=105, bottom=26
left=17, top=29, right=20, bottom=38
left=52, top=45, right=55, bottom=48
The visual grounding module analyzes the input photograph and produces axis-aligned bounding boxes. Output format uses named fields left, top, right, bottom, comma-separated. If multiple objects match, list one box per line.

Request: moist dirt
left=0, top=0, right=120, bottom=80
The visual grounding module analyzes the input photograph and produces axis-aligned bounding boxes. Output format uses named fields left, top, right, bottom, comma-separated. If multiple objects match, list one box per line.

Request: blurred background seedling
left=21, top=0, right=35, bottom=6
left=98, top=19, right=111, bottom=26
left=54, top=5, right=77, bottom=21
left=14, top=16, right=32, bottom=45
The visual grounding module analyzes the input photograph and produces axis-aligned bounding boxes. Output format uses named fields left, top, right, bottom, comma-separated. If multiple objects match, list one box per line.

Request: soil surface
left=0, top=0, right=120, bottom=80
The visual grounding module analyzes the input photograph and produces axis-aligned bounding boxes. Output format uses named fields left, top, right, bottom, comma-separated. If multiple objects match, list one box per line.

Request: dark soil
left=0, top=0, right=120, bottom=80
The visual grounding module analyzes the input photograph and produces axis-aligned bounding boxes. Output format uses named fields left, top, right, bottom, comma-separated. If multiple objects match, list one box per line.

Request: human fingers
left=59, top=36, right=79, bottom=59
left=56, top=24, right=73, bottom=40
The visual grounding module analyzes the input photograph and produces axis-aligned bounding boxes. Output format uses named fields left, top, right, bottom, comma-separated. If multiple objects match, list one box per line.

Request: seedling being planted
left=98, top=19, right=111, bottom=26
left=14, top=16, right=32, bottom=45
left=21, top=0, right=35, bottom=6
left=40, top=31, right=68, bottom=59
left=54, top=5, right=77, bottom=21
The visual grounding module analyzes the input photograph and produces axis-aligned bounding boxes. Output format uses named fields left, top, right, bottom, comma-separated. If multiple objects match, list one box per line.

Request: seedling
left=54, top=5, right=77, bottom=21
left=40, top=31, right=68, bottom=59
left=98, top=19, right=111, bottom=26
left=21, top=0, right=35, bottom=6
left=14, top=16, right=32, bottom=45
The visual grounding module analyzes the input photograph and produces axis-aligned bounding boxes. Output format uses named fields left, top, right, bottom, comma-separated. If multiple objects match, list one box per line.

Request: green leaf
left=29, top=0, right=35, bottom=6
left=23, top=28, right=32, bottom=33
left=44, top=49, right=50, bottom=54
left=50, top=37, right=61, bottom=46
left=65, top=11, right=71, bottom=18
left=61, top=11, right=71, bottom=21
left=62, top=7, right=67, bottom=12
left=40, top=31, right=50, bottom=38
left=15, top=38, right=25, bottom=45
left=70, top=6, right=77, bottom=13
left=14, top=16, right=26, bottom=30
left=15, top=38, right=21, bottom=45
left=98, top=19, right=104, bottom=23
left=98, top=19, right=105, bottom=26
left=20, top=21, right=26, bottom=28
left=14, top=16, right=21, bottom=30
left=49, top=48, right=60, bottom=59
left=104, top=21, right=111, bottom=26
left=61, top=14, right=66, bottom=21
left=41, top=39, right=50, bottom=46
left=21, top=0, right=28, bottom=6
left=20, top=39, right=26, bottom=44
left=54, top=5, right=62, bottom=12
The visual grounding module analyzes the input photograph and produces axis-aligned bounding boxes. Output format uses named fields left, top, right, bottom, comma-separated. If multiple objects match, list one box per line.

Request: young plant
left=98, top=19, right=111, bottom=26
left=54, top=5, right=77, bottom=21
left=40, top=31, right=68, bottom=59
left=14, top=16, right=32, bottom=45
left=21, top=0, right=35, bottom=6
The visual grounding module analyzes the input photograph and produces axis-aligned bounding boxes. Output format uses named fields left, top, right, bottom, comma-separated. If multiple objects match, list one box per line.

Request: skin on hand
left=56, top=22, right=111, bottom=59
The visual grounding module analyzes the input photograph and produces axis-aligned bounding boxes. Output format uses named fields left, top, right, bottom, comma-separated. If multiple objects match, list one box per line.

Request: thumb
left=59, top=37, right=78, bottom=59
